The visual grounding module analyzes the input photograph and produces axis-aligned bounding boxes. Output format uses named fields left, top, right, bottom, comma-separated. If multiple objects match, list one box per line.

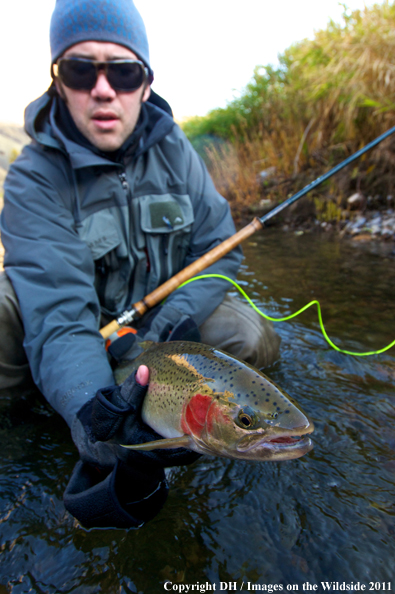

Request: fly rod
left=100, top=124, right=395, bottom=339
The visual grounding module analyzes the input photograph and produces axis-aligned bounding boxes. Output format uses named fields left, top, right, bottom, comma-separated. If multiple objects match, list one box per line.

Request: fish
left=115, top=341, right=314, bottom=462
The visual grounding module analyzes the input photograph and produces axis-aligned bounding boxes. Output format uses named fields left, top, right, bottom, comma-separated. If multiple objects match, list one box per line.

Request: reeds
left=183, top=2, right=395, bottom=222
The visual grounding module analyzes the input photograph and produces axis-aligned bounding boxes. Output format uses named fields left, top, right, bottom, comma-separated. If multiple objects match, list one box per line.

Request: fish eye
left=237, top=410, right=255, bottom=428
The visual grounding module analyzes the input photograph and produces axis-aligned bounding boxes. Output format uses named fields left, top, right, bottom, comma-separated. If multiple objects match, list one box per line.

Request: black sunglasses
left=53, top=57, right=152, bottom=92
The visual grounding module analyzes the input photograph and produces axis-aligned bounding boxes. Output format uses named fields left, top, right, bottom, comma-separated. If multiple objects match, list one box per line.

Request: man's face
left=54, top=41, right=151, bottom=152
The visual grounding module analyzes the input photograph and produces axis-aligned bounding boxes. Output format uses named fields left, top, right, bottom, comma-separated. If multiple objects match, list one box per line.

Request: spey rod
left=100, top=125, right=395, bottom=339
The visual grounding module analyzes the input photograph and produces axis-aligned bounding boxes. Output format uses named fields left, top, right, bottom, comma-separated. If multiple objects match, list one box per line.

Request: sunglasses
left=52, top=57, right=152, bottom=92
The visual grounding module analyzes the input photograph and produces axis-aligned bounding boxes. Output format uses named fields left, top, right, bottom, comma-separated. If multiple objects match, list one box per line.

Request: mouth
left=236, top=430, right=314, bottom=458
left=269, top=435, right=307, bottom=445
left=267, top=434, right=313, bottom=450
left=91, top=112, right=119, bottom=130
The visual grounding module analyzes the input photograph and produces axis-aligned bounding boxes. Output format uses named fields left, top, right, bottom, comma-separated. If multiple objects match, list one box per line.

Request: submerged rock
left=343, top=210, right=395, bottom=240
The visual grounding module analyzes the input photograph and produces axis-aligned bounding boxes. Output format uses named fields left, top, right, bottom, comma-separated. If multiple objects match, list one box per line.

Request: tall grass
left=183, top=2, right=395, bottom=222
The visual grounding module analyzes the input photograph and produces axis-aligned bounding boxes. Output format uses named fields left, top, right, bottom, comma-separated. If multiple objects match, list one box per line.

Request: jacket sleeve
left=162, top=127, right=243, bottom=326
left=0, top=145, right=114, bottom=427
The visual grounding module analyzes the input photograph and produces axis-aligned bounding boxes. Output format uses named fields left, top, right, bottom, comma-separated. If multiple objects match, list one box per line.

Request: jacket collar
left=24, top=87, right=175, bottom=170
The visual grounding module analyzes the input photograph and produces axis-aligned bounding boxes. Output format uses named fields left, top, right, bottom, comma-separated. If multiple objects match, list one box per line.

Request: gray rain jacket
left=1, top=91, right=242, bottom=427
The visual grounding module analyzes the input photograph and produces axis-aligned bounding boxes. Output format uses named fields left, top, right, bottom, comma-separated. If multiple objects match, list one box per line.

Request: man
left=0, top=0, right=280, bottom=528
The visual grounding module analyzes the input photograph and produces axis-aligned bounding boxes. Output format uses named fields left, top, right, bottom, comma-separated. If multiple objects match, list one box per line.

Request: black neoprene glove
left=64, top=371, right=200, bottom=529
left=63, top=458, right=168, bottom=529
left=108, top=304, right=201, bottom=363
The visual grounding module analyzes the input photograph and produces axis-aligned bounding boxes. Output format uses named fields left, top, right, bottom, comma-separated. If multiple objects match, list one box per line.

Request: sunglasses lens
left=57, top=59, right=146, bottom=92
left=58, top=60, right=97, bottom=90
left=107, top=62, right=146, bottom=91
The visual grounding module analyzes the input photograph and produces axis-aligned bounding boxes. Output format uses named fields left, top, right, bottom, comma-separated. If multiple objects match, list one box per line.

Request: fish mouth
left=266, top=434, right=313, bottom=452
left=236, top=431, right=314, bottom=457
left=269, top=435, right=310, bottom=445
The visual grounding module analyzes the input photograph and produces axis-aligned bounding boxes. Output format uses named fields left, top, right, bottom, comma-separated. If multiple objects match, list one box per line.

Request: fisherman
left=0, top=0, right=281, bottom=529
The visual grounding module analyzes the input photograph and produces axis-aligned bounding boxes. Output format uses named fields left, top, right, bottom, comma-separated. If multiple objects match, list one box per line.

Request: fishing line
left=178, top=274, right=395, bottom=357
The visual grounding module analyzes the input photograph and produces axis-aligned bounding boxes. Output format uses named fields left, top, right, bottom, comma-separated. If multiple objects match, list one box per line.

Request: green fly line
left=178, top=274, right=395, bottom=357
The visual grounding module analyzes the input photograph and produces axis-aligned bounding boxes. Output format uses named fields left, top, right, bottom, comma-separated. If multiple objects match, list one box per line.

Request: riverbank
left=244, top=191, right=395, bottom=246
left=0, top=122, right=29, bottom=267
left=282, top=209, right=395, bottom=242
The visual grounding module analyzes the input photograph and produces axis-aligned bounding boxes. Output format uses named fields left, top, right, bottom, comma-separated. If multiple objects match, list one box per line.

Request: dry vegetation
left=183, top=2, right=395, bottom=223
left=0, top=123, right=29, bottom=210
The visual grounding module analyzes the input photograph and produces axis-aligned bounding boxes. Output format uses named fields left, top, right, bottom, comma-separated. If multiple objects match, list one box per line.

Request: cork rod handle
left=99, top=217, right=263, bottom=338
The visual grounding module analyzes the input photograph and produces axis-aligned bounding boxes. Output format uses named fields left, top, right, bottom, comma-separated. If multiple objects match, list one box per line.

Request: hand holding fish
left=63, top=363, right=200, bottom=529
left=64, top=340, right=313, bottom=528
left=117, top=341, right=314, bottom=462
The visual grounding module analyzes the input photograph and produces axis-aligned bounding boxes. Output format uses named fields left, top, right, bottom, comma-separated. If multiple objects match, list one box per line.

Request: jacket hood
left=24, top=88, right=62, bottom=150
left=23, top=87, right=175, bottom=167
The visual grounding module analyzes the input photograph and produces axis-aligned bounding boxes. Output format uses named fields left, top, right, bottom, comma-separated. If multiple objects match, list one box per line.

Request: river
left=0, top=229, right=394, bottom=592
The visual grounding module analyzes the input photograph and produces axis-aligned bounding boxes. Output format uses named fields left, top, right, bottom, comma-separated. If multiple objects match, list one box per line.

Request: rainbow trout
left=116, top=341, right=314, bottom=461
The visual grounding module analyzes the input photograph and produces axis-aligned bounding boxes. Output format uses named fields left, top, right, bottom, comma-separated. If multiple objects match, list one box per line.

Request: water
left=1, top=229, right=394, bottom=593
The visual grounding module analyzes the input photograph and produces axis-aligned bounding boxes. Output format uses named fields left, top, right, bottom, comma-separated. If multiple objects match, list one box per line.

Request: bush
left=182, top=2, right=395, bottom=222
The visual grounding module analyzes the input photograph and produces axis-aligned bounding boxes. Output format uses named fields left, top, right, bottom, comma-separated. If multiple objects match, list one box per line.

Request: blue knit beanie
left=50, top=0, right=152, bottom=73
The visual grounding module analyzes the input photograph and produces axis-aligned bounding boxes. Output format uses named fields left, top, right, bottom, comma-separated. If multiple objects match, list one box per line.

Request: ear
left=53, top=76, right=68, bottom=102
left=142, top=84, right=151, bottom=103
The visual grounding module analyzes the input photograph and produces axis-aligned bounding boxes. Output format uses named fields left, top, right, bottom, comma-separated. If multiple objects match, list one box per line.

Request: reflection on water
left=1, top=230, right=394, bottom=592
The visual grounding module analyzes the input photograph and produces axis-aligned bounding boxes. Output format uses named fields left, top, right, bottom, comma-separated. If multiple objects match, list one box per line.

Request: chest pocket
left=77, top=209, right=122, bottom=260
left=137, top=194, right=194, bottom=292
left=77, top=208, right=131, bottom=313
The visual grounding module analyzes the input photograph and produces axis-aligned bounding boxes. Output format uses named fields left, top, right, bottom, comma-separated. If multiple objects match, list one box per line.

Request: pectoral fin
left=121, top=435, right=192, bottom=451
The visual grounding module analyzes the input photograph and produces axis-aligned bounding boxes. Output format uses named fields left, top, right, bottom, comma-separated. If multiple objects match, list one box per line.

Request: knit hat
left=50, top=0, right=152, bottom=74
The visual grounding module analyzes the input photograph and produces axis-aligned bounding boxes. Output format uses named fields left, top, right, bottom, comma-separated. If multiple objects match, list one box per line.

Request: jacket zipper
left=160, top=215, right=172, bottom=282
left=119, top=171, right=129, bottom=193
left=119, top=168, right=140, bottom=310
left=159, top=235, right=169, bottom=284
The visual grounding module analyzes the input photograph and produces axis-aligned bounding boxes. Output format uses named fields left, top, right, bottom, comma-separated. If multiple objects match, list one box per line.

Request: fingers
left=136, top=365, right=149, bottom=386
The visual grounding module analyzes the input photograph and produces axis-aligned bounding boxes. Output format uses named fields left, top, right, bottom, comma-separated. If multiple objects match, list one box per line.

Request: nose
left=91, top=71, right=116, bottom=100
